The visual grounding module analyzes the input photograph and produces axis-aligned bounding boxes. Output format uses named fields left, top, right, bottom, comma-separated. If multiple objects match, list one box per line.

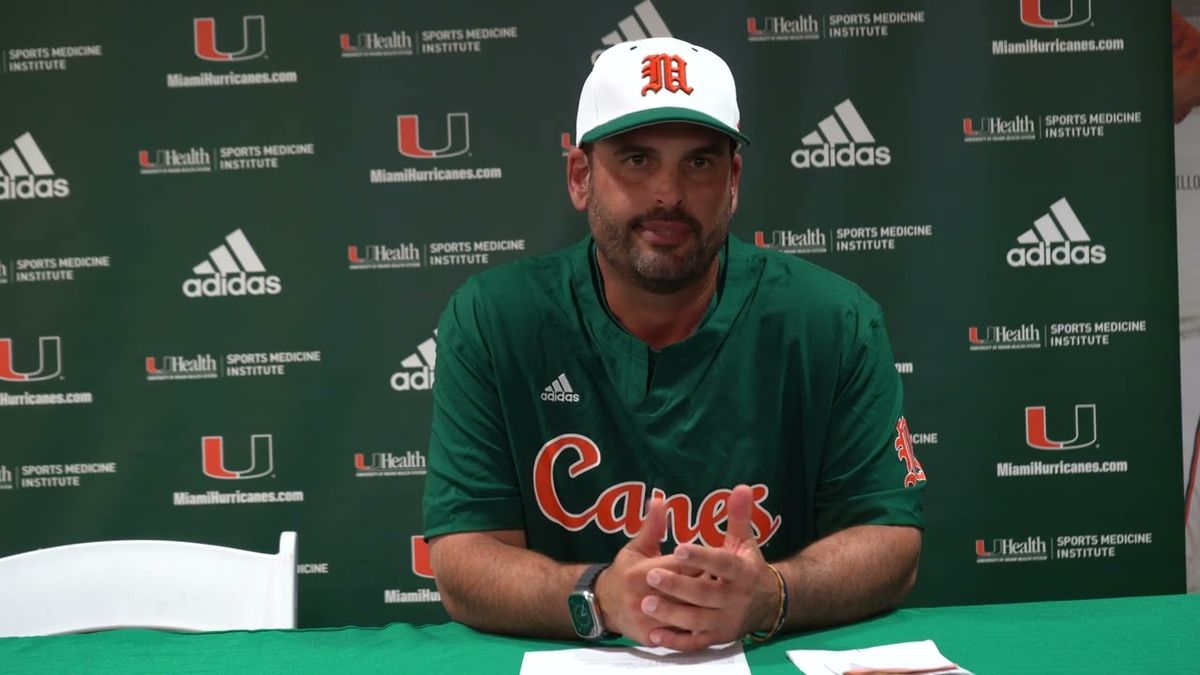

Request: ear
left=729, top=152, right=743, bottom=215
left=566, top=147, right=590, bottom=211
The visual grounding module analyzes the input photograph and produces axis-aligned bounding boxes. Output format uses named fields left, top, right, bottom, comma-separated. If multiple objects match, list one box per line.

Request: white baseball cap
left=576, top=37, right=748, bottom=147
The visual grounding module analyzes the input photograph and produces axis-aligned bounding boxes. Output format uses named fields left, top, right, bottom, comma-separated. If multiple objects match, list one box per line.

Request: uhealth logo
left=791, top=100, right=890, bottom=169
left=1020, top=0, right=1091, bottom=29
left=202, top=434, right=273, bottom=479
left=1008, top=197, right=1105, bottom=267
left=398, top=114, right=469, bottom=159
left=1026, top=404, right=1097, bottom=450
left=194, top=16, right=266, bottom=62
left=0, top=132, right=69, bottom=200
left=138, top=147, right=211, bottom=174
left=182, top=229, right=282, bottom=298
left=392, top=331, right=437, bottom=391
left=593, top=0, right=672, bottom=63
left=0, top=336, right=62, bottom=382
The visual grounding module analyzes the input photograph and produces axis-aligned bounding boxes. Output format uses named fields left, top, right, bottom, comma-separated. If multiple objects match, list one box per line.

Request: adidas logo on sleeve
left=790, top=99, right=890, bottom=169
left=540, top=373, right=580, bottom=403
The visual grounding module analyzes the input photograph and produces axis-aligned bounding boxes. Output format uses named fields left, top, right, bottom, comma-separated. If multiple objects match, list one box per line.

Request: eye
left=689, top=156, right=711, bottom=169
left=624, top=153, right=647, bottom=166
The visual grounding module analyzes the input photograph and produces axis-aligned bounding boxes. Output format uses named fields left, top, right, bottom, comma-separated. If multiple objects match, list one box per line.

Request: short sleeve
left=814, top=293, right=926, bottom=536
left=422, top=283, right=525, bottom=539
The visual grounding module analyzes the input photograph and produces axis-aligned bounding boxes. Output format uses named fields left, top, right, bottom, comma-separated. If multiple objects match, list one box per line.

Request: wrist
left=592, top=565, right=614, bottom=630
left=747, top=563, right=788, bottom=642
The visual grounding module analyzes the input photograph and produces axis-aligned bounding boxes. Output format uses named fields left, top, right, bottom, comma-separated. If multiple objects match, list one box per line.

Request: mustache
left=628, top=208, right=701, bottom=231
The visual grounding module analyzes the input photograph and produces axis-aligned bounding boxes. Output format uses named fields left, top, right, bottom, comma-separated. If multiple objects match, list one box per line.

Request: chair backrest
left=0, top=532, right=296, bottom=637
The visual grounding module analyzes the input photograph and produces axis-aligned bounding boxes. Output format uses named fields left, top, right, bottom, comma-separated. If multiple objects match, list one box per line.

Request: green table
left=3, top=594, right=1196, bottom=673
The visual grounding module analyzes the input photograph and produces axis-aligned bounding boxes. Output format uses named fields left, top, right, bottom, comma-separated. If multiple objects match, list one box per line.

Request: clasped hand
left=594, top=484, right=779, bottom=651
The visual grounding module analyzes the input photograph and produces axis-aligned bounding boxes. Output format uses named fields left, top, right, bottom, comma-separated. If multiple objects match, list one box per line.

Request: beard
left=589, top=190, right=730, bottom=295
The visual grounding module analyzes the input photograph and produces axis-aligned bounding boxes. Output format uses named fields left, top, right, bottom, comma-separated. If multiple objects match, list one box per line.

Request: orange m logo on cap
left=641, top=54, right=693, bottom=96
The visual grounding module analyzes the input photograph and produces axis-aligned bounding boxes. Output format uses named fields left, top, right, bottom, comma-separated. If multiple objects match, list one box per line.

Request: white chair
left=0, top=532, right=296, bottom=637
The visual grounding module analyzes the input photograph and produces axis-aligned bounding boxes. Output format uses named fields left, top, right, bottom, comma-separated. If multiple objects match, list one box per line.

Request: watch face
left=568, top=593, right=597, bottom=637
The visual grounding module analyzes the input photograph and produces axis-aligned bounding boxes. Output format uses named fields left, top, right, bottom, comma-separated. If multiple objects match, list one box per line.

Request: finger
left=646, top=626, right=718, bottom=652
left=723, top=484, right=756, bottom=550
left=640, top=593, right=719, bottom=633
left=645, top=567, right=723, bottom=609
left=628, top=497, right=667, bottom=557
left=674, top=544, right=744, bottom=579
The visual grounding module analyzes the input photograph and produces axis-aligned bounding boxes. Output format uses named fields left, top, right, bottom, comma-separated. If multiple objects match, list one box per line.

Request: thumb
left=723, top=484, right=757, bottom=552
left=629, top=496, right=667, bottom=556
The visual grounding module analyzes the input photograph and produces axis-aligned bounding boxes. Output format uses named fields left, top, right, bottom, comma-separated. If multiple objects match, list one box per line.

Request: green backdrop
left=0, top=0, right=1183, bottom=628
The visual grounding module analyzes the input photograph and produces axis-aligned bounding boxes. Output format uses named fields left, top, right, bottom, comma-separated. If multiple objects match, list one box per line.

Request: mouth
left=635, top=219, right=695, bottom=247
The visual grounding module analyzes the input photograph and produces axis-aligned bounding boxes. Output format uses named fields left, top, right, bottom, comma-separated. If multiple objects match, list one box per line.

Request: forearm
left=775, top=524, right=921, bottom=631
left=429, top=531, right=586, bottom=639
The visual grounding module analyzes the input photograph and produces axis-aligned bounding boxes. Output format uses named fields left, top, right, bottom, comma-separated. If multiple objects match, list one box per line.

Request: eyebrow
left=611, top=143, right=724, bottom=156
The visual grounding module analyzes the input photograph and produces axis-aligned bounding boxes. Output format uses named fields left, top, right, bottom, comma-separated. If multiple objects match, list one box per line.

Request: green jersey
left=423, top=234, right=925, bottom=563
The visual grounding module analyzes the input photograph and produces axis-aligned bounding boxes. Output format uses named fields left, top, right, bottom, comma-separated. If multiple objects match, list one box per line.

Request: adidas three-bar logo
left=0, top=132, right=70, bottom=200
left=790, top=99, right=891, bottom=169
left=182, top=229, right=283, bottom=297
left=592, top=0, right=671, bottom=62
left=1007, top=197, right=1107, bottom=267
left=541, top=373, right=580, bottom=403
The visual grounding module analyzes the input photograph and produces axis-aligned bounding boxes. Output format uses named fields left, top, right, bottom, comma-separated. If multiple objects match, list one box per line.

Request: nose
left=651, top=163, right=684, bottom=209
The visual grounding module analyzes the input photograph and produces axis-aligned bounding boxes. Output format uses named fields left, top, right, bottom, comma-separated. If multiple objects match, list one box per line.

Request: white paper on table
left=786, top=639, right=972, bottom=675
left=520, top=641, right=750, bottom=675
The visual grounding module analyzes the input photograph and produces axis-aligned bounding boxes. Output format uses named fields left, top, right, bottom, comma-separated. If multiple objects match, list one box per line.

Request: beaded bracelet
left=746, top=563, right=788, bottom=643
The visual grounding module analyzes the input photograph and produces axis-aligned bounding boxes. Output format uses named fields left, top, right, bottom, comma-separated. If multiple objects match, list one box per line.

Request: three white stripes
left=193, top=229, right=266, bottom=275
left=545, top=373, right=574, bottom=394
left=801, top=100, right=875, bottom=146
left=601, top=0, right=671, bottom=49
left=400, top=331, right=438, bottom=370
left=1017, top=198, right=1091, bottom=244
left=0, top=132, right=54, bottom=177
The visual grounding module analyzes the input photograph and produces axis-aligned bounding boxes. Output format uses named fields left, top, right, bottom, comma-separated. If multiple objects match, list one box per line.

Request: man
left=422, top=37, right=925, bottom=652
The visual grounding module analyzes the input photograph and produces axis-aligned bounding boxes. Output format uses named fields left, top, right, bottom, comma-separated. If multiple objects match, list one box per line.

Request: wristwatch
left=568, top=563, right=618, bottom=640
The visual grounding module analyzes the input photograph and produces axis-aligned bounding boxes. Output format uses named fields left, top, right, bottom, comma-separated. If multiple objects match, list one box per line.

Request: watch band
left=574, top=562, right=609, bottom=593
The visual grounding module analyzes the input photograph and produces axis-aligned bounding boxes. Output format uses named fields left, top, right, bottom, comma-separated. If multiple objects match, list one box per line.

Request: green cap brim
left=579, top=107, right=749, bottom=146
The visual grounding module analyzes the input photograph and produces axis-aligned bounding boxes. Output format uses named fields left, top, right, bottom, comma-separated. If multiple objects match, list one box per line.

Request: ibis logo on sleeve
left=592, top=0, right=672, bottom=63
left=0, top=132, right=70, bottom=200
left=398, top=113, right=469, bottom=159
left=541, top=373, right=580, bottom=403
left=1007, top=197, right=1105, bottom=267
left=182, top=229, right=282, bottom=298
left=1020, top=0, right=1091, bottom=28
left=0, top=336, right=62, bottom=382
left=201, top=434, right=274, bottom=479
left=533, top=434, right=782, bottom=547
left=391, top=331, right=437, bottom=391
left=1025, top=404, right=1097, bottom=450
left=894, top=416, right=926, bottom=487
left=194, top=16, right=267, bottom=62
left=791, top=100, right=890, bottom=169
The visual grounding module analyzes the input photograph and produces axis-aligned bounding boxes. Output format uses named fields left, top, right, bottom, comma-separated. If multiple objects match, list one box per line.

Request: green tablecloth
left=3, top=594, right=1196, bottom=673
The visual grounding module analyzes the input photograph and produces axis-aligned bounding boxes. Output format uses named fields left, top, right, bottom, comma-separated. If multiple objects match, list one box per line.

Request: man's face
left=574, top=123, right=741, bottom=294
